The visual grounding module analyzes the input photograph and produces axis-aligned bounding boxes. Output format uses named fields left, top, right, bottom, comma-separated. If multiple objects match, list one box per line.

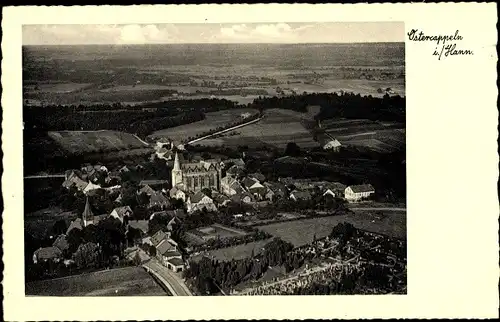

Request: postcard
left=2, top=3, right=498, bottom=321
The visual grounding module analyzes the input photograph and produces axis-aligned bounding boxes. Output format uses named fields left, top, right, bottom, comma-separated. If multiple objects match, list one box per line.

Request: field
left=195, top=108, right=319, bottom=149
left=149, top=108, right=259, bottom=142
left=186, top=224, right=249, bottom=245
left=25, top=266, right=169, bottom=296
left=257, top=211, right=406, bottom=247
left=24, top=82, right=92, bottom=94
left=190, top=239, right=272, bottom=262
left=320, top=118, right=405, bottom=153
left=48, top=130, right=150, bottom=154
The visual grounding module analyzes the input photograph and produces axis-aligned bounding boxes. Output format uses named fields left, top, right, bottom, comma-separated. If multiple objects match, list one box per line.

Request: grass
left=48, top=130, right=149, bottom=154
left=195, top=109, right=318, bottom=149
left=149, top=108, right=259, bottom=142
left=257, top=211, right=406, bottom=247
left=25, top=266, right=168, bottom=296
left=320, top=118, right=405, bottom=153
left=190, top=239, right=272, bottom=262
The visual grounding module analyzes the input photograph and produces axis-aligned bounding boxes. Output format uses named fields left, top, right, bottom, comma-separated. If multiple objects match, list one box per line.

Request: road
left=349, top=207, right=406, bottom=212
left=187, top=116, right=262, bottom=145
left=143, top=259, right=192, bottom=296
left=24, top=174, right=66, bottom=179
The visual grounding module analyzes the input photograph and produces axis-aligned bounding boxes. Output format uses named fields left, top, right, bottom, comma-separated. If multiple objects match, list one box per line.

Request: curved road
left=143, top=259, right=192, bottom=296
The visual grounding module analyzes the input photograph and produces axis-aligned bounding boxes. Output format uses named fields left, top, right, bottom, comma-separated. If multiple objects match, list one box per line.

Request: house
left=149, top=192, right=170, bottom=209
left=240, top=112, right=252, bottom=119
left=66, top=218, right=83, bottom=235
left=109, top=206, right=133, bottom=223
left=140, top=180, right=169, bottom=190
left=156, top=237, right=182, bottom=270
left=138, top=184, right=156, bottom=196
left=221, top=176, right=244, bottom=196
left=83, top=182, right=101, bottom=194
left=212, top=193, right=231, bottom=207
left=62, top=172, right=88, bottom=191
left=220, top=158, right=245, bottom=170
left=263, top=182, right=287, bottom=201
left=344, top=184, right=375, bottom=202
left=323, top=182, right=347, bottom=198
left=151, top=230, right=171, bottom=247
left=91, top=214, right=109, bottom=226
left=231, top=191, right=254, bottom=204
left=119, top=166, right=131, bottom=173
left=242, top=177, right=264, bottom=191
left=323, top=138, right=342, bottom=151
left=225, top=164, right=245, bottom=178
left=186, top=191, right=217, bottom=213
left=156, top=147, right=174, bottom=161
left=128, top=220, right=149, bottom=234
left=52, top=235, right=69, bottom=253
left=249, top=173, right=266, bottom=183
left=33, top=246, right=62, bottom=264
left=169, top=186, right=187, bottom=201
left=167, top=258, right=185, bottom=273
left=289, top=189, right=312, bottom=202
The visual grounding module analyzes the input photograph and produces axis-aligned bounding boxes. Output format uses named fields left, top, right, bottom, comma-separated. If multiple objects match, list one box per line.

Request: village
left=26, top=134, right=408, bottom=296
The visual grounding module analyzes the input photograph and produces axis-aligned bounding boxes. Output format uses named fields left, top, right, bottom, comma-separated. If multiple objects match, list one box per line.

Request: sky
left=23, top=22, right=404, bottom=45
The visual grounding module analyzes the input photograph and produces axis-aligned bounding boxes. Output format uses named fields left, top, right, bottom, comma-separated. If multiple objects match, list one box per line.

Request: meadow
left=25, top=266, right=168, bottom=296
left=195, top=108, right=319, bottom=149
left=256, top=211, right=406, bottom=247
left=48, top=130, right=150, bottom=154
left=320, top=118, right=405, bottom=153
left=190, top=239, right=272, bottom=262
left=149, top=108, right=259, bottom=142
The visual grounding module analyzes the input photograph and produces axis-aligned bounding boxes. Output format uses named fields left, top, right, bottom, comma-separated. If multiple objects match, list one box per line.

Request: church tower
left=171, top=152, right=183, bottom=188
left=82, top=197, right=94, bottom=227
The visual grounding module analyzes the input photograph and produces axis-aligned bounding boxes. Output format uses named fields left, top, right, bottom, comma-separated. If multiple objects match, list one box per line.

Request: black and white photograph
left=3, top=3, right=499, bottom=321
left=21, top=21, right=407, bottom=297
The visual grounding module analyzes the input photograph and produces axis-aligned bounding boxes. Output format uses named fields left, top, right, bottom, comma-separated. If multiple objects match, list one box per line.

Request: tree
left=285, top=142, right=301, bottom=157
left=133, top=251, right=142, bottom=266
left=51, top=219, right=68, bottom=236
left=73, top=242, right=100, bottom=269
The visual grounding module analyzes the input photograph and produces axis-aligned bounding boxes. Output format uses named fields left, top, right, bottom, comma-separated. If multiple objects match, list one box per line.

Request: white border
left=2, top=3, right=499, bottom=320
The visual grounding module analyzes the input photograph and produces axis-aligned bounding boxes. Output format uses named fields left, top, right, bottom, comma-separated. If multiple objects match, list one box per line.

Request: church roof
left=82, top=198, right=94, bottom=220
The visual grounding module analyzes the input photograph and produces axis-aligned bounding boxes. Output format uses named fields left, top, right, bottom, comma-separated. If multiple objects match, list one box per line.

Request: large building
left=171, top=152, right=222, bottom=193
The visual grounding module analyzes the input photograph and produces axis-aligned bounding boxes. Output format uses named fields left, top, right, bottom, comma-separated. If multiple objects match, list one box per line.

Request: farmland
left=320, top=118, right=405, bottom=153
left=48, top=130, right=150, bottom=154
left=25, top=266, right=169, bottom=296
left=149, top=108, right=259, bottom=142
left=195, top=108, right=319, bottom=149
left=190, top=239, right=272, bottom=262
left=24, top=43, right=404, bottom=107
left=257, top=211, right=406, bottom=247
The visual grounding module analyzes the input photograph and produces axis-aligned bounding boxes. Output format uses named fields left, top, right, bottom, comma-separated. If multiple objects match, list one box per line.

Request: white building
left=344, top=184, right=375, bottom=202
left=323, top=138, right=342, bottom=151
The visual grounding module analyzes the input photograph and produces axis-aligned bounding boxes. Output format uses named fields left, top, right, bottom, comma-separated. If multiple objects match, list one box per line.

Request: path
left=143, top=258, right=192, bottom=296
left=187, top=116, right=262, bottom=145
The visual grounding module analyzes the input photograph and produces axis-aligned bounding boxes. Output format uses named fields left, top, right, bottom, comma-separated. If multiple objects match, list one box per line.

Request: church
left=171, top=152, right=222, bottom=193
